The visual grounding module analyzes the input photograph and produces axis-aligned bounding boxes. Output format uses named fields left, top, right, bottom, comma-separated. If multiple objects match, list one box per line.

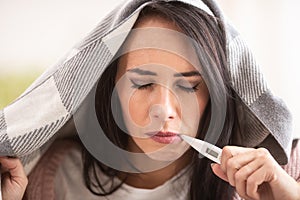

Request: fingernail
left=210, top=163, right=216, bottom=168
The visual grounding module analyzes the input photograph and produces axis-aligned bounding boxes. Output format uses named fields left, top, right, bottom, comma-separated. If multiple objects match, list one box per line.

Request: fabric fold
left=0, top=0, right=293, bottom=175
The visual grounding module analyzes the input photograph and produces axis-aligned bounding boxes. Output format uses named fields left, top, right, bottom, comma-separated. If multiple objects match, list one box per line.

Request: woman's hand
left=211, top=146, right=300, bottom=200
left=0, top=157, right=28, bottom=200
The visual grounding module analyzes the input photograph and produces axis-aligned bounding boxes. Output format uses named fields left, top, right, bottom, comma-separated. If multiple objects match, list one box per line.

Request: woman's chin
left=143, top=143, right=190, bottom=162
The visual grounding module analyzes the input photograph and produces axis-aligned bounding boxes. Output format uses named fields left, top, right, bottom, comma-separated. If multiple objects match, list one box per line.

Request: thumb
left=211, top=163, right=228, bottom=182
left=0, top=157, right=28, bottom=200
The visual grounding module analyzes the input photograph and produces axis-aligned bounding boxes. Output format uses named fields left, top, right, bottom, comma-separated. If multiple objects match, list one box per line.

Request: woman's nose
left=149, top=86, right=179, bottom=121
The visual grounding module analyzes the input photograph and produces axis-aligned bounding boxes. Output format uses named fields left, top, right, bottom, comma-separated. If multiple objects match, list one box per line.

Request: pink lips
left=147, top=131, right=182, bottom=144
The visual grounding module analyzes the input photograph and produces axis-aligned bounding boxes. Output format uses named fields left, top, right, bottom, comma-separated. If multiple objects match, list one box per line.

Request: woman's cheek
left=184, top=91, right=209, bottom=137
left=128, top=91, right=151, bottom=127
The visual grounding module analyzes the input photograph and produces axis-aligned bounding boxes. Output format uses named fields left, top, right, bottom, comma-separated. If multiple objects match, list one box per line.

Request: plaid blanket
left=0, top=0, right=293, bottom=174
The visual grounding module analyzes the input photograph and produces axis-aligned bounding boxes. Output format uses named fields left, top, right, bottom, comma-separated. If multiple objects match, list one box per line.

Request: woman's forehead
left=117, top=16, right=201, bottom=74
left=118, top=49, right=200, bottom=73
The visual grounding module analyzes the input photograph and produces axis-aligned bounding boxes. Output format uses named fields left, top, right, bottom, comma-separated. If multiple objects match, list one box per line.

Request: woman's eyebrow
left=127, top=68, right=157, bottom=76
left=127, top=68, right=201, bottom=77
left=173, top=71, right=201, bottom=77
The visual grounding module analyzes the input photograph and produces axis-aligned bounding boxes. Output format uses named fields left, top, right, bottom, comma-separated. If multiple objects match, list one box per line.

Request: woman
left=1, top=1, right=299, bottom=200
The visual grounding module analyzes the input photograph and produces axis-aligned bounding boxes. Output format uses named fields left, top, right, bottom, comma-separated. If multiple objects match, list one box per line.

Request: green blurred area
left=0, top=71, right=43, bottom=110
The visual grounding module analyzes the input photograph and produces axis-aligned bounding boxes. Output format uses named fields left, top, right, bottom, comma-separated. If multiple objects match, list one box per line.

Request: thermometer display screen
left=206, top=148, right=218, bottom=158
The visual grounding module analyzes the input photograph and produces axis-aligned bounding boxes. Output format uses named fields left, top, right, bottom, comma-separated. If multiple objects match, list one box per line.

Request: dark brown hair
left=83, top=1, right=239, bottom=199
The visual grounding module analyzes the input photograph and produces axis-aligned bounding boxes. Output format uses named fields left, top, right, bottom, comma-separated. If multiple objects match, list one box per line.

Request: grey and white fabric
left=0, top=0, right=293, bottom=176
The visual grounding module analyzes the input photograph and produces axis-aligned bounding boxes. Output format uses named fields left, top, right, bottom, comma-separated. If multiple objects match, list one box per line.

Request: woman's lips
left=146, top=131, right=182, bottom=144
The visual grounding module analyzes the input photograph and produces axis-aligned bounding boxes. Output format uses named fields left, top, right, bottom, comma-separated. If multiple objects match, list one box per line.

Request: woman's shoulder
left=24, top=138, right=86, bottom=200
left=282, top=139, right=300, bottom=181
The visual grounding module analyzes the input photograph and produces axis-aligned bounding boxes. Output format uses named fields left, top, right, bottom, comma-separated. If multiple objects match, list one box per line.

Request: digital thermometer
left=180, top=134, right=222, bottom=164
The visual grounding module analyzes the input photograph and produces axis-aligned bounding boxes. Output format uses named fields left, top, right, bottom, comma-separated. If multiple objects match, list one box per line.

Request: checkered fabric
left=0, top=0, right=293, bottom=175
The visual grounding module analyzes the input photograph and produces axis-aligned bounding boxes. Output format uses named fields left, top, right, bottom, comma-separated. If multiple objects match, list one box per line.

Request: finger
left=0, top=157, right=27, bottom=186
left=245, top=165, right=265, bottom=200
left=245, top=148, right=276, bottom=199
left=224, top=148, right=256, bottom=187
left=211, top=163, right=228, bottom=182
left=234, top=158, right=264, bottom=199
left=220, top=146, right=233, bottom=173
left=220, top=146, right=253, bottom=173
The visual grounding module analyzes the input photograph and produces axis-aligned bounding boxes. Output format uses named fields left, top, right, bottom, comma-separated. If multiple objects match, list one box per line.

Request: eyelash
left=131, top=82, right=154, bottom=90
left=177, top=84, right=199, bottom=93
left=130, top=80, right=199, bottom=93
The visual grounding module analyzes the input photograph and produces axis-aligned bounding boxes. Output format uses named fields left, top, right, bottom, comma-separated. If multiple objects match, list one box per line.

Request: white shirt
left=54, top=145, right=191, bottom=200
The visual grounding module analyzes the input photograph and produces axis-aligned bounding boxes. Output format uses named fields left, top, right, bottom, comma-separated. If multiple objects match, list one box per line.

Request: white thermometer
left=180, top=134, right=222, bottom=164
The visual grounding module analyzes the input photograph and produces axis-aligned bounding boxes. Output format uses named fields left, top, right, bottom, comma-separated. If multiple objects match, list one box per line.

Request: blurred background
left=0, top=0, right=299, bottom=138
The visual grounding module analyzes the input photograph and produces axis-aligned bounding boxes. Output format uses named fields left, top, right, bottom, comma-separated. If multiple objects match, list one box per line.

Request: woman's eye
left=177, top=83, right=199, bottom=93
left=130, top=80, right=153, bottom=90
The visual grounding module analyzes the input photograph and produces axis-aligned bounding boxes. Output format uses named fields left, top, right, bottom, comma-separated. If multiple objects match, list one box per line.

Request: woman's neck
left=118, top=140, right=193, bottom=189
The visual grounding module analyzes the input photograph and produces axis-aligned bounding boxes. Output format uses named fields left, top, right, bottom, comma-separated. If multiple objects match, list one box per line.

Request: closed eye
left=177, top=83, right=200, bottom=93
left=130, top=79, right=154, bottom=90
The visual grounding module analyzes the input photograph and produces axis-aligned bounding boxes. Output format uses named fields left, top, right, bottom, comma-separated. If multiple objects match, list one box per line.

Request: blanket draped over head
left=0, top=0, right=293, bottom=174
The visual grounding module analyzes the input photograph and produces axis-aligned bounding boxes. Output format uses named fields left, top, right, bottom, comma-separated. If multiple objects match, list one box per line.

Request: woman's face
left=115, top=15, right=210, bottom=161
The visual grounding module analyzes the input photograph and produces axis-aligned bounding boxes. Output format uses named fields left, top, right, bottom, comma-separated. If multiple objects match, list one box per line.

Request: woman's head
left=97, top=2, right=231, bottom=159
left=87, top=1, right=236, bottom=198
left=115, top=13, right=210, bottom=160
